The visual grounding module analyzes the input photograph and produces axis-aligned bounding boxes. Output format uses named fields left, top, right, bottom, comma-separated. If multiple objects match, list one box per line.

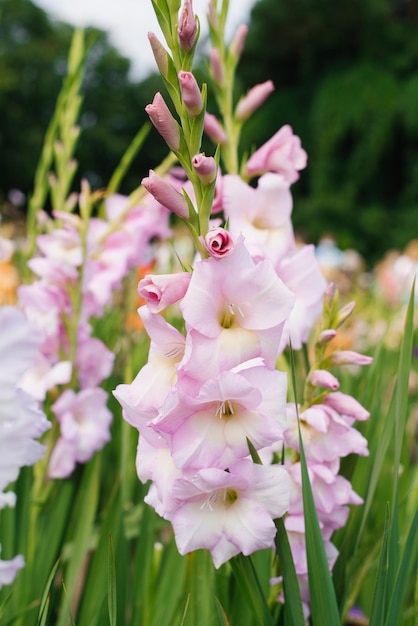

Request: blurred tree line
left=0, top=0, right=417, bottom=264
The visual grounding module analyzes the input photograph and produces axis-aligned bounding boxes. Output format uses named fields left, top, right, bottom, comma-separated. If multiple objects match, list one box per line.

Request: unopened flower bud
left=145, top=93, right=181, bottom=152
left=204, top=112, right=227, bottom=144
left=209, top=48, right=224, bottom=85
left=317, top=329, right=337, bottom=346
left=229, top=24, right=249, bottom=61
left=236, top=80, right=274, bottom=122
left=207, top=1, right=218, bottom=29
left=309, top=369, right=340, bottom=390
left=178, top=0, right=197, bottom=52
left=335, top=301, right=356, bottom=327
left=148, top=32, right=169, bottom=77
left=331, top=351, right=373, bottom=366
left=142, top=170, right=189, bottom=219
left=204, top=227, right=234, bottom=258
left=192, top=153, right=217, bottom=185
left=324, top=392, right=370, bottom=421
left=178, top=71, right=203, bottom=117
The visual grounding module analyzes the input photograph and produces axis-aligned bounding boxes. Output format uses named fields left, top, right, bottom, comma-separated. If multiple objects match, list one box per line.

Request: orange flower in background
left=0, top=236, right=19, bottom=305
left=125, top=263, right=155, bottom=332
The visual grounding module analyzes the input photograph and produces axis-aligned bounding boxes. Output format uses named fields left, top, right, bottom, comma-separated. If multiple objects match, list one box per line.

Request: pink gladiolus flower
left=153, top=364, right=288, bottom=470
left=323, top=392, right=371, bottom=421
left=246, top=125, right=307, bottom=184
left=0, top=549, right=25, bottom=590
left=142, top=170, right=189, bottom=219
left=170, top=460, right=291, bottom=568
left=113, top=307, right=186, bottom=440
left=0, top=307, right=50, bottom=588
left=203, top=227, right=234, bottom=258
left=236, top=81, right=274, bottom=122
left=276, top=245, right=328, bottom=352
left=222, top=173, right=294, bottom=266
left=180, top=236, right=294, bottom=372
left=145, top=93, right=181, bottom=152
left=204, top=112, right=227, bottom=144
left=178, top=0, right=197, bottom=51
left=138, top=272, right=192, bottom=313
left=48, top=388, right=112, bottom=478
left=178, top=71, right=203, bottom=117
left=192, top=153, right=217, bottom=185
left=284, top=403, right=369, bottom=463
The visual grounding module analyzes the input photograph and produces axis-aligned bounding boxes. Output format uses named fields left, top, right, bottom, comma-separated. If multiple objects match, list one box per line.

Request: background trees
left=1, top=0, right=417, bottom=264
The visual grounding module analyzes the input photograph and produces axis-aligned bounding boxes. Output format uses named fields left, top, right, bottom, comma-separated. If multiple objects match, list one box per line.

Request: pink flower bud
left=331, top=351, right=373, bottom=366
left=207, top=1, right=218, bottom=29
left=142, top=170, right=189, bottom=219
left=204, top=112, right=227, bottom=144
left=145, top=93, right=181, bottom=152
left=209, top=48, right=224, bottom=85
left=236, top=80, right=275, bottom=122
left=178, top=71, right=203, bottom=117
left=246, top=125, right=307, bottom=183
left=178, top=0, right=197, bottom=52
left=204, top=227, right=234, bottom=258
left=317, top=329, right=337, bottom=346
left=309, top=369, right=340, bottom=390
left=148, top=32, right=169, bottom=77
left=335, top=301, right=356, bottom=327
left=229, top=24, right=249, bottom=61
left=324, top=392, right=370, bottom=421
left=138, top=272, right=192, bottom=312
left=192, top=153, right=217, bottom=185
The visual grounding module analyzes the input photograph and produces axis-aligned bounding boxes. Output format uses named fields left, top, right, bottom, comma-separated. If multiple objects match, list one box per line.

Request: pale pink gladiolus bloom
left=179, top=236, right=294, bottom=373
left=236, top=81, right=274, bottom=122
left=276, top=245, right=328, bottom=352
left=178, top=71, right=203, bottom=117
left=222, top=173, right=295, bottom=266
left=204, top=112, right=227, bottom=144
left=48, top=388, right=112, bottom=478
left=204, top=227, right=234, bottom=258
left=323, top=392, right=371, bottom=421
left=153, top=365, right=288, bottom=470
left=113, top=307, right=185, bottom=441
left=178, top=0, right=197, bottom=51
left=75, top=334, right=115, bottom=389
left=0, top=549, right=25, bottom=590
left=284, top=403, right=369, bottom=463
left=138, top=272, right=192, bottom=313
left=142, top=170, right=189, bottom=219
left=246, top=124, right=307, bottom=183
left=192, top=153, right=217, bottom=185
left=309, top=369, right=340, bottom=390
left=19, top=355, right=72, bottom=401
left=145, top=93, right=181, bottom=152
left=170, top=460, right=291, bottom=568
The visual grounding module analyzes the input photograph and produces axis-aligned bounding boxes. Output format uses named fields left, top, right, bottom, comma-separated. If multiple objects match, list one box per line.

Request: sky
left=33, top=0, right=257, bottom=80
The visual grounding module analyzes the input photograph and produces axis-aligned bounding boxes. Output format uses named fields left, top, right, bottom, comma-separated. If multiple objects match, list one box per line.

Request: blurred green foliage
left=237, top=0, right=418, bottom=263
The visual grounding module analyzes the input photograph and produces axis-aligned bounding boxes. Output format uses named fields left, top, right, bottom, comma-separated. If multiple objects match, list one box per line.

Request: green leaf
left=384, top=510, right=418, bottom=626
left=369, top=505, right=390, bottom=626
left=37, top=557, right=62, bottom=626
left=274, top=518, right=305, bottom=626
left=107, top=535, right=117, bottom=626
left=229, top=554, right=274, bottom=626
